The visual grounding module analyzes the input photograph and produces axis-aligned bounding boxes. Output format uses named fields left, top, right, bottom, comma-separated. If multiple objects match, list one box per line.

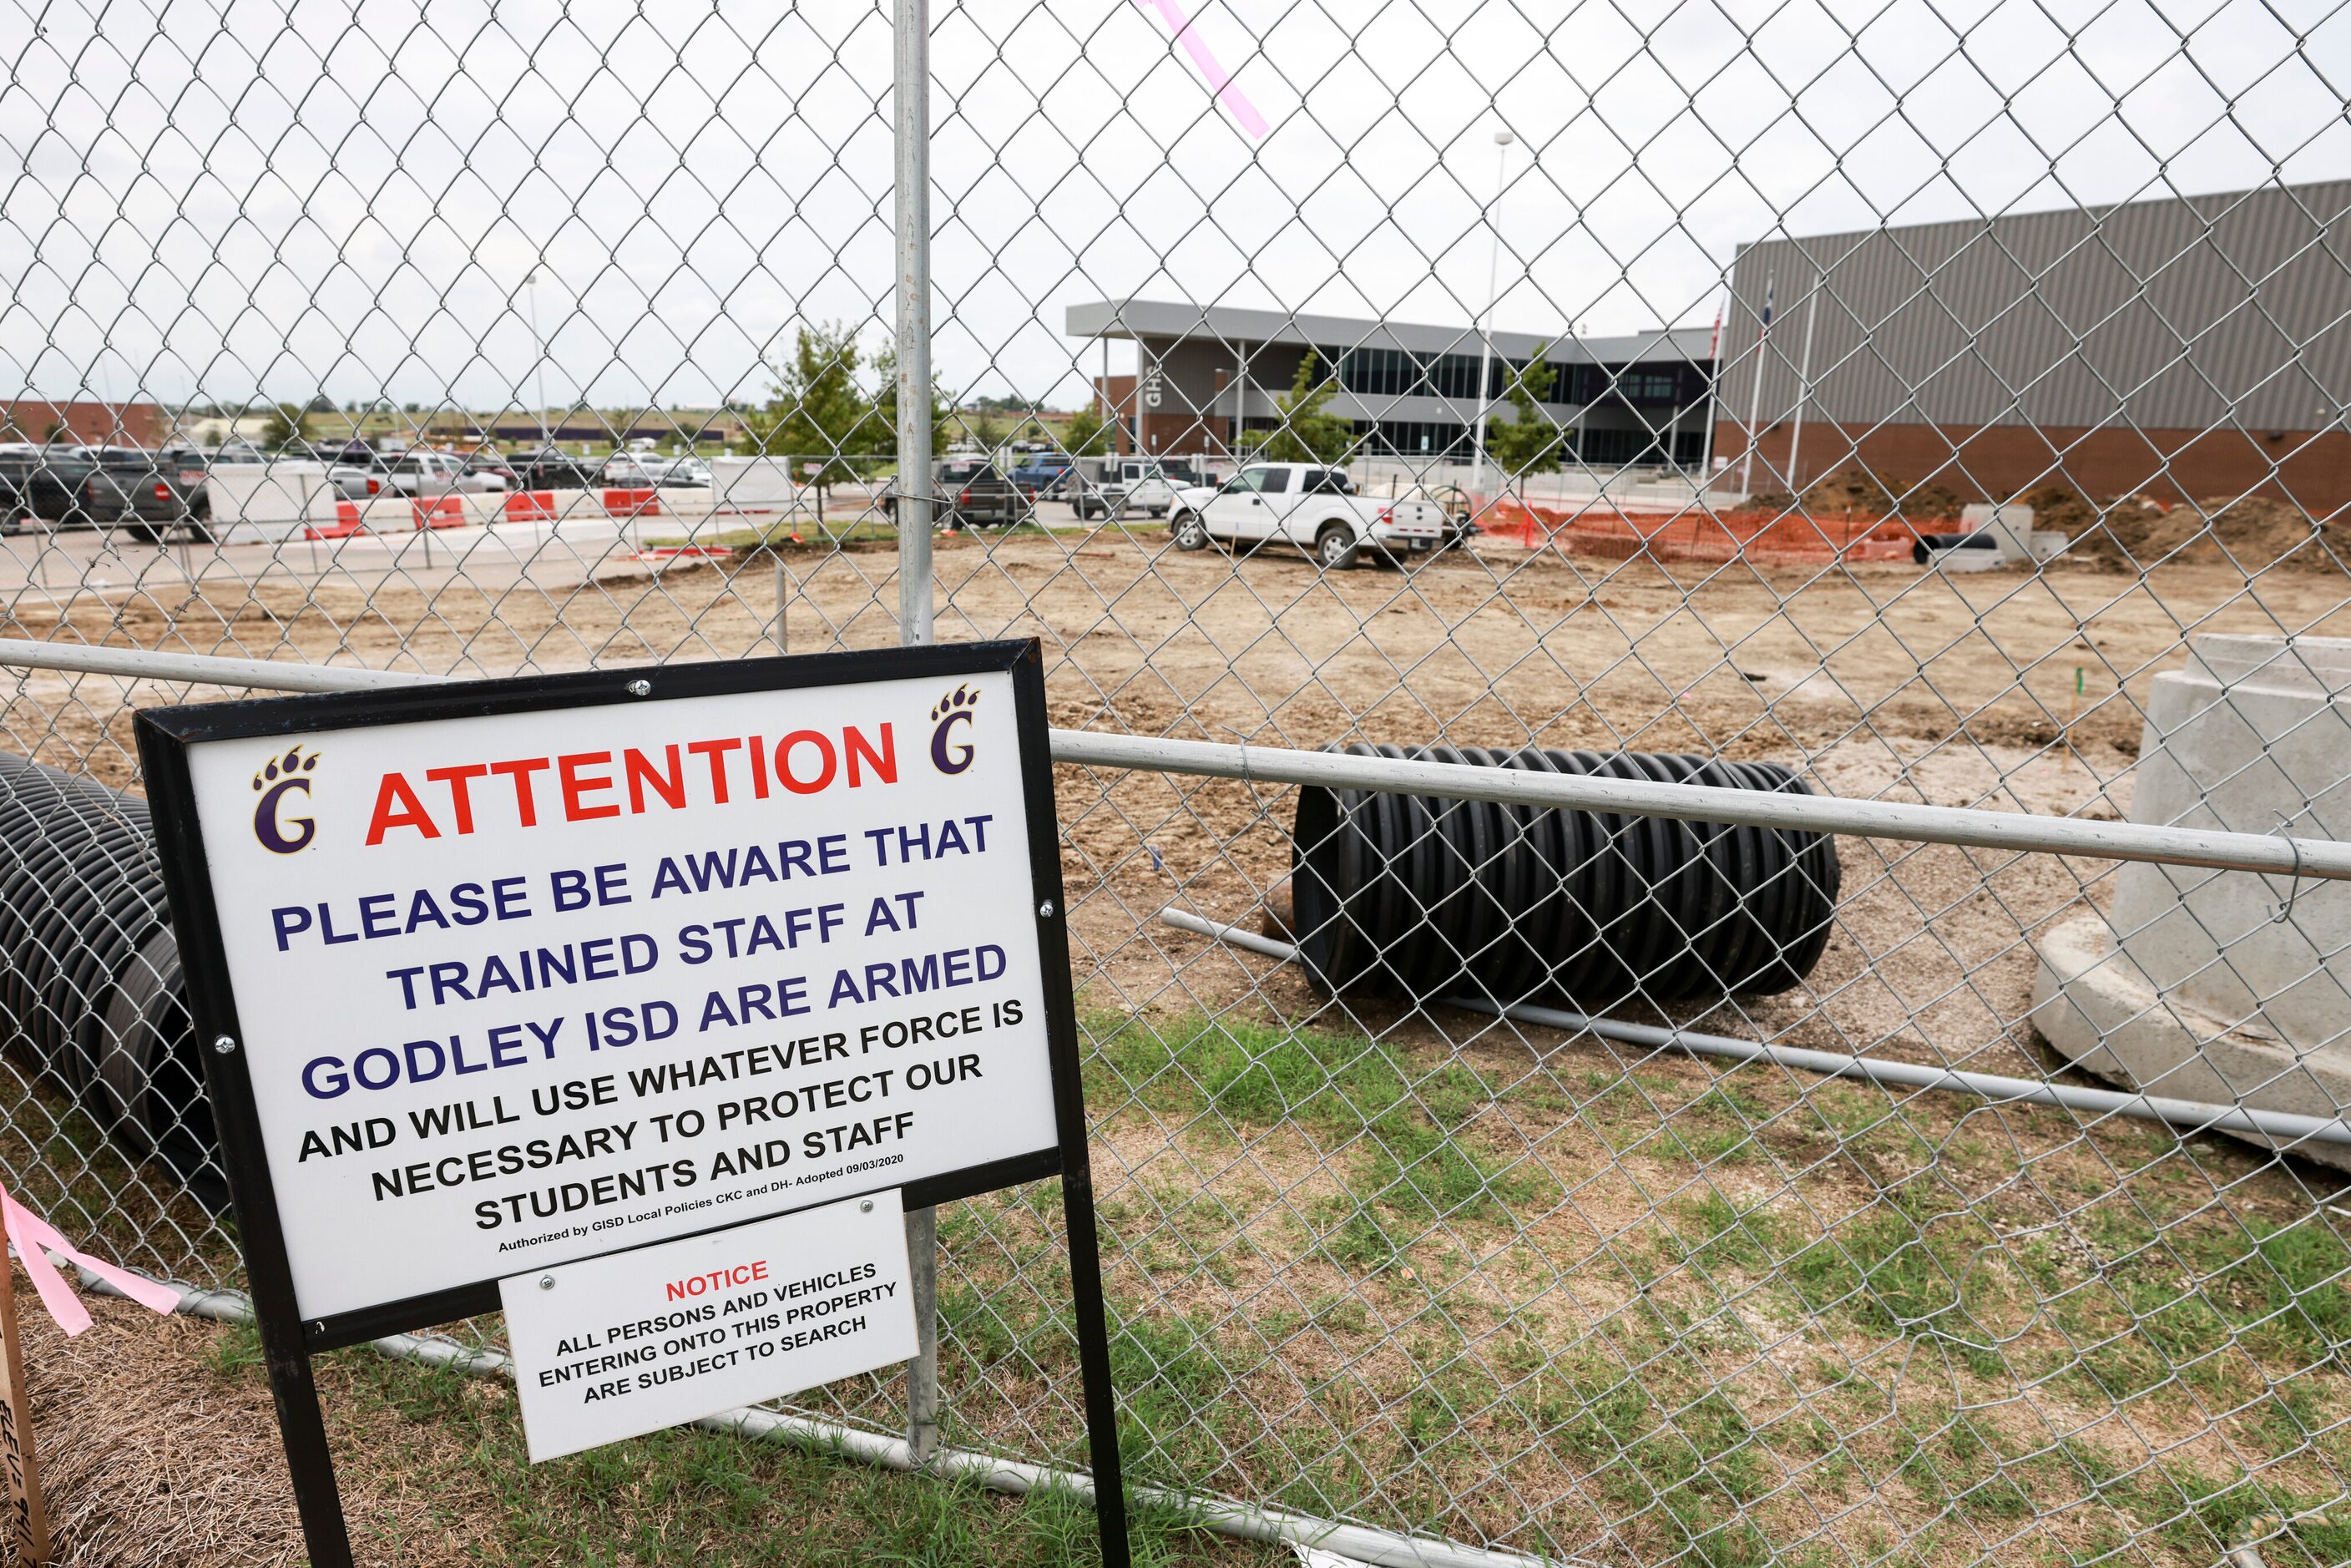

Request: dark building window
left=1603, top=363, right=1704, bottom=407
left=1322, top=345, right=1710, bottom=414
left=1336, top=347, right=1502, bottom=402
left=1424, top=352, right=1486, bottom=400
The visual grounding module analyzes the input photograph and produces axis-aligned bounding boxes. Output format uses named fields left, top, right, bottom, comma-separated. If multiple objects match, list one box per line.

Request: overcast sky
left=6, top=0, right=2348, bottom=417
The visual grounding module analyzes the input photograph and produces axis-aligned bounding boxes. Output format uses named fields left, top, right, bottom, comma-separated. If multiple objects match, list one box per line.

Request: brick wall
left=1716, top=417, right=2351, bottom=513
left=0, top=400, right=166, bottom=447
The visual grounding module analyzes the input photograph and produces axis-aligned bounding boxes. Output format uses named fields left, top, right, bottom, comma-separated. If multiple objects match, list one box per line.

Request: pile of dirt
left=1749, top=470, right=1965, bottom=524
left=2026, top=486, right=2348, bottom=574
left=1793, top=467, right=1965, bottom=522
left=2011, top=483, right=2099, bottom=534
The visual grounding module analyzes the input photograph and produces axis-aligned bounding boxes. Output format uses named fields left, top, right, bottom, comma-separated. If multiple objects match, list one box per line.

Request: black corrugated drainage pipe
left=0, top=751, right=222, bottom=1206
left=1290, top=746, right=1840, bottom=1005
left=1911, top=530, right=1998, bottom=564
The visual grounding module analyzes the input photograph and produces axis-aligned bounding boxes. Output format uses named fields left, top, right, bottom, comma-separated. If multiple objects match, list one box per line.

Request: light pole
left=525, top=269, right=552, bottom=449
left=1785, top=269, right=1821, bottom=497
left=1467, top=128, right=1514, bottom=499
left=1737, top=271, right=1774, bottom=498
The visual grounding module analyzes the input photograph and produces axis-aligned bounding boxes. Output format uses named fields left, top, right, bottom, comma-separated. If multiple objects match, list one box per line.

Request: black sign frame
left=136, top=639, right=1128, bottom=1568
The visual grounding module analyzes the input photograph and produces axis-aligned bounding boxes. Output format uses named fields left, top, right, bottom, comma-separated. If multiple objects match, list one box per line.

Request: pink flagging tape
left=0, top=1187, right=179, bottom=1337
left=1135, top=0, right=1269, bottom=139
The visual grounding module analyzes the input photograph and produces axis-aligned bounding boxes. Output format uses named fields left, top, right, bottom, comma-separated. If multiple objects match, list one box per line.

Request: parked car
left=597, top=452, right=658, bottom=488
left=1068, top=456, right=1204, bottom=519
left=461, top=450, right=520, bottom=489
left=646, top=456, right=712, bottom=488
left=327, top=458, right=390, bottom=501
left=880, top=459, right=1026, bottom=529
left=511, top=448, right=605, bottom=491
left=1, top=443, right=90, bottom=528
left=1404, top=483, right=1479, bottom=549
left=387, top=448, right=506, bottom=494
left=0, top=445, right=213, bottom=541
left=1165, top=463, right=1448, bottom=569
left=1009, top=453, right=1074, bottom=498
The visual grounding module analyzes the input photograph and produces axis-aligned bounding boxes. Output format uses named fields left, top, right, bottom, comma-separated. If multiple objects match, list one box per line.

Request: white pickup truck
left=1165, top=463, right=1449, bottom=569
left=1068, top=457, right=1203, bottom=520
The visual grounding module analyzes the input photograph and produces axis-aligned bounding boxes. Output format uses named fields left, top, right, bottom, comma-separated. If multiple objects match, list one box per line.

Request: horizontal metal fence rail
left=8, top=639, right=2343, bottom=883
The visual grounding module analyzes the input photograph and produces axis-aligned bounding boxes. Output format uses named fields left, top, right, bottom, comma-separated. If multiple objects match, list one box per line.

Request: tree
left=738, top=321, right=877, bottom=512
left=306, top=393, right=337, bottom=414
left=867, top=345, right=953, bottom=458
left=1257, top=352, right=1356, bottom=463
left=259, top=401, right=311, bottom=450
left=1062, top=403, right=1114, bottom=456
left=1484, top=346, right=1565, bottom=478
left=965, top=409, right=1008, bottom=450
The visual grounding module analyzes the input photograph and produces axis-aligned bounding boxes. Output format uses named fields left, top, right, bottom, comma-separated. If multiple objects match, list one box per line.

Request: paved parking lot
left=0, top=511, right=689, bottom=605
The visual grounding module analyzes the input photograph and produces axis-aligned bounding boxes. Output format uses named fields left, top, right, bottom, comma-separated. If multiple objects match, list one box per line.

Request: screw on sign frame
left=134, top=640, right=1131, bottom=1568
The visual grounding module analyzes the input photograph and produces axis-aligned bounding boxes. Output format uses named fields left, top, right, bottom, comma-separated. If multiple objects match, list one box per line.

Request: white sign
left=176, top=666, right=1059, bottom=1321
left=499, top=1188, right=917, bottom=1462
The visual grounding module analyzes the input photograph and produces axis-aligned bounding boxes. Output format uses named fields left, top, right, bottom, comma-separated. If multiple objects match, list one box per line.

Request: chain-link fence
left=8, top=2, right=2351, bottom=1564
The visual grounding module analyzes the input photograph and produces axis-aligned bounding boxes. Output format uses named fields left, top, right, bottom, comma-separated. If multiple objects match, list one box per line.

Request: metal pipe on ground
left=5, top=638, right=2350, bottom=883
left=1156, top=908, right=2351, bottom=1153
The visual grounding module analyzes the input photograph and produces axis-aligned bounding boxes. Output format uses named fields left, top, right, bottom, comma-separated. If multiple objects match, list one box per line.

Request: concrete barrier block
left=708, top=458, right=809, bottom=513
left=203, top=461, right=334, bottom=543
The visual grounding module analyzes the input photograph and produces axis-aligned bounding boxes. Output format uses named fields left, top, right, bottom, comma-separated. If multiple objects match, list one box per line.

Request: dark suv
left=511, top=447, right=605, bottom=491
left=0, top=445, right=213, bottom=541
left=879, top=459, right=1025, bottom=529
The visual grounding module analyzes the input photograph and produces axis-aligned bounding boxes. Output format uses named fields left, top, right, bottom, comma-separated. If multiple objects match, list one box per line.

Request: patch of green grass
left=2050, top=1211, right=2350, bottom=1405
left=1088, top=1013, right=1543, bottom=1266
left=1107, top=1304, right=1246, bottom=1483
left=199, top=1315, right=266, bottom=1377
left=1673, top=1191, right=1782, bottom=1272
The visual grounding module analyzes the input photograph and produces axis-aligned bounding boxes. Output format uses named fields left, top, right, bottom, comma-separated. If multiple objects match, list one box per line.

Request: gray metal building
left=1715, top=180, right=2351, bottom=508
left=1065, top=299, right=1716, bottom=468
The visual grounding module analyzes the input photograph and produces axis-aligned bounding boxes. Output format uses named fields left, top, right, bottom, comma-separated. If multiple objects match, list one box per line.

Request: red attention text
left=666, top=1259, right=771, bottom=1302
left=366, top=725, right=896, bottom=847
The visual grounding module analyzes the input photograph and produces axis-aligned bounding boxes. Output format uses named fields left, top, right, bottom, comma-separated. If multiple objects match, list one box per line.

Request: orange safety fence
left=1470, top=493, right=1918, bottom=564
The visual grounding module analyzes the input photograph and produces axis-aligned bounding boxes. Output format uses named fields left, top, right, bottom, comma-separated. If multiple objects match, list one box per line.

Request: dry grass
left=6, top=1289, right=1277, bottom=1567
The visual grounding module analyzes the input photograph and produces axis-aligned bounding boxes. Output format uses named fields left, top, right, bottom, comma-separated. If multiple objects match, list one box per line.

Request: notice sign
left=139, top=643, right=1075, bottom=1336
left=501, top=1188, right=917, bottom=1462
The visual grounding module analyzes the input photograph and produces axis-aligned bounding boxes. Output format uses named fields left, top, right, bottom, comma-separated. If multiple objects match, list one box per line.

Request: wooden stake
left=2063, top=665, right=2088, bottom=778
left=0, top=1250, right=50, bottom=1565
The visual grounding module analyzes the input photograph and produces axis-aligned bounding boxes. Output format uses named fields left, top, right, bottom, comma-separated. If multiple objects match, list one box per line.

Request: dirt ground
left=6, top=527, right=2350, bottom=1564
left=8, top=524, right=2343, bottom=1052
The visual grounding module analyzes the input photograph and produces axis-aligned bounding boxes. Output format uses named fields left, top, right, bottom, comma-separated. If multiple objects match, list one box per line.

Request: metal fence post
left=893, top=0, right=942, bottom=1473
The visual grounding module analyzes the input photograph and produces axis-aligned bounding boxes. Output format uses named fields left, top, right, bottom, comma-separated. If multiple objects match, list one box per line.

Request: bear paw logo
left=251, top=745, right=321, bottom=854
left=929, top=684, right=978, bottom=775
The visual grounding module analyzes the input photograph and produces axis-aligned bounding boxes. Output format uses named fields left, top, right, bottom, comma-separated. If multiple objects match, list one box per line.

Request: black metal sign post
left=136, top=639, right=1128, bottom=1568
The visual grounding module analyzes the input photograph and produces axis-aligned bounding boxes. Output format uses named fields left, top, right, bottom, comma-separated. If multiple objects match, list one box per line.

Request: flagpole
left=1737, top=271, right=1772, bottom=498
left=1786, top=271, right=1820, bottom=496
left=1698, top=299, right=1722, bottom=483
